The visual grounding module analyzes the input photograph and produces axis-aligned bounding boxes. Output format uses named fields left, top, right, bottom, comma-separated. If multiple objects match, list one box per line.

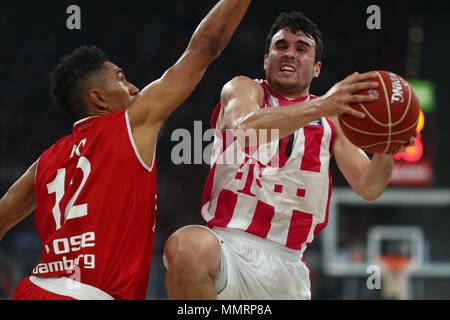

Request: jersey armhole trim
left=35, top=157, right=40, bottom=183
left=34, top=157, right=40, bottom=197
left=125, top=110, right=155, bottom=173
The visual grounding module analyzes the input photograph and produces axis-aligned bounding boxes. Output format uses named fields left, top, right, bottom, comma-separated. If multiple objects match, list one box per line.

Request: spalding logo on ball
left=338, top=70, right=421, bottom=153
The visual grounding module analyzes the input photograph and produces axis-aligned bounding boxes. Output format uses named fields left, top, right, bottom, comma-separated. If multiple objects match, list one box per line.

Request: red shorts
left=12, top=277, right=75, bottom=300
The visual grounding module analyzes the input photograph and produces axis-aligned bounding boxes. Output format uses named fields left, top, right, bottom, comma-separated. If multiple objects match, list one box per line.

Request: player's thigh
left=215, top=233, right=311, bottom=300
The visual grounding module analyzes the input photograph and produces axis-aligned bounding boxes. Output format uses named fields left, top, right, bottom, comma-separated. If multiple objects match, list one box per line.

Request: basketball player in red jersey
left=164, top=12, right=418, bottom=299
left=0, top=0, right=251, bottom=300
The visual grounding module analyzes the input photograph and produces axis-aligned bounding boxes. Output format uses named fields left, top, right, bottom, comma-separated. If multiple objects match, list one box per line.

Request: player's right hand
left=316, top=71, right=379, bottom=119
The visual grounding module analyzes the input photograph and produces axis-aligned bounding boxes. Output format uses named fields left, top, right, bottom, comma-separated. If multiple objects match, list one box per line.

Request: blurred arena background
left=1, top=0, right=449, bottom=299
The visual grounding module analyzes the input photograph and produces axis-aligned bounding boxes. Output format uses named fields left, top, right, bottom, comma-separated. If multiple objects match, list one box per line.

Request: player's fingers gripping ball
left=338, top=70, right=421, bottom=154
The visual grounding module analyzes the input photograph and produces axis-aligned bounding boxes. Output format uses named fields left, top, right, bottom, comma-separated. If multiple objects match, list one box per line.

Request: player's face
left=100, top=61, right=140, bottom=112
left=264, top=28, right=321, bottom=97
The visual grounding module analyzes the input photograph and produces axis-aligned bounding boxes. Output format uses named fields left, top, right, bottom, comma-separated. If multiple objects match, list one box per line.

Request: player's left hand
left=389, top=130, right=419, bottom=155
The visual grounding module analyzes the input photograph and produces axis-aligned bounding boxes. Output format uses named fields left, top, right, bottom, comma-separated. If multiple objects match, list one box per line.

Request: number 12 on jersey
left=46, top=156, right=91, bottom=230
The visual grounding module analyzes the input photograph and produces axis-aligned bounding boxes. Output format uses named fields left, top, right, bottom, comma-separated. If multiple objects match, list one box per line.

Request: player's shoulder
left=222, top=76, right=264, bottom=97
left=42, top=111, right=126, bottom=154
left=75, top=110, right=127, bottom=133
left=225, top=75, right=264, bottom=85
left=90, top=109, right=126, bottom=126
left=37, top=133, right=74, bottom=168
left=44, top=133, right=73, bottom=153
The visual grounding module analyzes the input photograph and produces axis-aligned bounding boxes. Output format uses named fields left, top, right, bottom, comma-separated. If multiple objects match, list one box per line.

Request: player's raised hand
left=316, top=71, right=379, bottom=119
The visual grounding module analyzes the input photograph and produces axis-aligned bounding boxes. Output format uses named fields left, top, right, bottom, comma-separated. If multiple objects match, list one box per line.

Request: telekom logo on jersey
left=171, top=122, right=281, bottom=174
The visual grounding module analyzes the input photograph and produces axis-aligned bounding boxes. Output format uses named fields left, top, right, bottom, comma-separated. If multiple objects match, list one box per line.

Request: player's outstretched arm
left=0, top=161, right=37, bottom=241
left=127, top=0, right=251, bottom=167
left=218, top=72, right=378, bottom=145
left=128, top=0, right=251, bottom=127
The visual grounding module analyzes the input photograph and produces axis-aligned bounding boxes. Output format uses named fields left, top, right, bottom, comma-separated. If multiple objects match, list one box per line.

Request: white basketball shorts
left=211, top=226, right=311, bottom=300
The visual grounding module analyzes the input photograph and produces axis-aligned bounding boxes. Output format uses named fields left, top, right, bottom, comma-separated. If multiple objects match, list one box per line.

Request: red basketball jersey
left=32, top=109, right=157, bottom=300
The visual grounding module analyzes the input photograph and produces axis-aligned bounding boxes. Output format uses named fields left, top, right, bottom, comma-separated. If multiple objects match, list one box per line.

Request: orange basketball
left=338, top=70, right=421, bottom=153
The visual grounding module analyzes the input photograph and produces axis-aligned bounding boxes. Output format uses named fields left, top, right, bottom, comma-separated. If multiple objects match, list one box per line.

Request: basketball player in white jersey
left=163, top=11, right=417, bottom=299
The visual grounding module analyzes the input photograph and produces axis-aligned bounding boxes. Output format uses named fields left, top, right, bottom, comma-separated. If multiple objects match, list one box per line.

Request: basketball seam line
left=345, top=72, right=416, bottom=152
left=339, top=117, right=419, bottom=136
left=359, top=139, right=408, bottom=149
left=393, top=84, right=412, bottom=126
left=376, top=71, right=392, bottom=153
left=357, top=84, right=412, bottom=128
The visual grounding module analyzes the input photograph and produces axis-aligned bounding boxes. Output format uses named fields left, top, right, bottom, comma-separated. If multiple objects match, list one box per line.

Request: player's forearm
left=0, top=211, right=14, bottom=242
left=0, top=210, right=7, bottom=241
left=0, top=164, right=37, bottom=241
left=235, top=99, right=323, bottom=144
left=188, top=0, right=251, bottom=61
left=0, top=197, right=17, bottom=241
left=357, top=153, right=394, bottom=202
left=0, top=192, right=36, bottom=241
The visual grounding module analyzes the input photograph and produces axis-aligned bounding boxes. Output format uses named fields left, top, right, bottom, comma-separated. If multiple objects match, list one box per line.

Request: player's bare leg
left=164, top=226, right=222, bottom=299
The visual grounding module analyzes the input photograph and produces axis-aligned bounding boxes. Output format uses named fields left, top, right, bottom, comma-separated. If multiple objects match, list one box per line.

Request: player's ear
left=88, top=89, right=108, bottom=111
left=313, top=61, right=321, bottom=78
left=263, top=55, right=268, bottom=71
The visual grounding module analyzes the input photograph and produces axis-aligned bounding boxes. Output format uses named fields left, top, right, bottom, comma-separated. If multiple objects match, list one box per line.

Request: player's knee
left=164, top=226, right=220, bottom=274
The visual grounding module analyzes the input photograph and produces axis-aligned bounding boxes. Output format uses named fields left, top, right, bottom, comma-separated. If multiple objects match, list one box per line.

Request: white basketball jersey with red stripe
left=201, top=80, right=335, bottom=256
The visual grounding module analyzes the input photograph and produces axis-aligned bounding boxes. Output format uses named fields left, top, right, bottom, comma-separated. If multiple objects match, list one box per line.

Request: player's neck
left=267, top=82, right=310, bottom=100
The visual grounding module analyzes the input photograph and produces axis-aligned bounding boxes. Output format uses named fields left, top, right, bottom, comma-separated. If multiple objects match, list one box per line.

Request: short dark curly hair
left=50, top=46, right=108, bottom=120
left=265, top=11, right=323, bottom=63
